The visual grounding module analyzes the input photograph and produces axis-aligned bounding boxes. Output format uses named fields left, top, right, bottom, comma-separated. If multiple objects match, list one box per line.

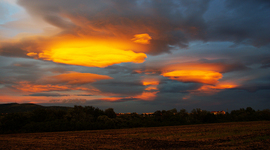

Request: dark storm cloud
left=28, top=93, right=69, bottom=97
left=241, top=55, right=270, bottom=68
left=205, top=0, right=270, bottom=47
left=1, top=0, right=268, bottom=57
left=197, top=59, right=249, bottom=73
left=158, top=81, right=201, bottom=94
left=93, top=80, right=145, bottom=95
left=1, top=0, right=270, bottom=112
left=238, top=84, right=270, bottom=93
left=14, top=0, right=211, bottom=54
left=49, top=99, right=87, bottom=104
left=236, top=75, right=270, bottom=92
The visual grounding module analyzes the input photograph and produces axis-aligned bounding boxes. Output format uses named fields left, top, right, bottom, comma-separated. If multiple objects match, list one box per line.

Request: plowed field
left=0, top=121, right=269, bottom=149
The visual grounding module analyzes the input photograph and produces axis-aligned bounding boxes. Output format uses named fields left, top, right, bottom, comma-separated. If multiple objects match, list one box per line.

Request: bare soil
left=0, top=121, right=269, bottom=149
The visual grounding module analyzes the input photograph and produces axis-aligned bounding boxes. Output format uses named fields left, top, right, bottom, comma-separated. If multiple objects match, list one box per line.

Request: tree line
left=0, top=106, right=269, bottom=133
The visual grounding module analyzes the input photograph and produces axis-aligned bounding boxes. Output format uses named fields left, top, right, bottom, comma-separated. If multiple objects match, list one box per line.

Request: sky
left=0, top=0, right=270, bottom=113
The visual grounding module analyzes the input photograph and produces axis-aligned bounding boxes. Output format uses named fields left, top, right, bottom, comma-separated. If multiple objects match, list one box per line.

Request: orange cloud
left=26, top=52, right=38, bottom=57
left=213, top=83, right=238, bottom=89
left=190, top=82, right=238, bottom=95
left=12, top=81, right=92, bottom=93
left=98, top=97, right=123, bottom=102
left=138, top=78, right=159, bottom=100
left=163, top=63, right=226, bottom=73
left=145, top=86, right=158, bottom=91
left=132, top=33, right=152, bottom=44
left=142, top=77, right=160, bottom=85
left=162, top=70, right=222, bottom=84
left=134, top=91, right=158, bottom=101
left=26, top=35, right=147, bottom=68
left=100, top=91, right=159, bottom=101
left=13, top=81, right=70, bottom=92
left=12, top=72, right=111, bottom=93
left=142, top=80, right=159, bottom=86
left=0, top=95, right=51, bottom=103
left=49, top=72, right=113, bottom=85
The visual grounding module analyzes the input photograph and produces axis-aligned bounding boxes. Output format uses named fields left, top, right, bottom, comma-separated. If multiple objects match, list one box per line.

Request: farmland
left=0, top=121, right=269, bottom=149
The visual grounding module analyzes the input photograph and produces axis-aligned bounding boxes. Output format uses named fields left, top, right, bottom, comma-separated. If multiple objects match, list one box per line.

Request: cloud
left=1, top=0, right=269, bottom=66
left=159, top=60, right=242, bottom=96
left=49, top=98, right=87, bottom=104
left=205, top=0, right=270, bottom=46
left=162, top=70, right=222, bottom=85
left=1, top=0, right=212, bottom=56
left=76, top=94, right=93, bottom=96
left=162, top=60, right=248, bottom=73
left=134, top=91, right=158, bottom=101
left=1, top=0, right=269, bottom=62
left=188, top=82, right=238, bottom=95
left=1, top=0, right=270, bottom=112
left=95, top=77, right=160, bottom=102
left=142, top=79, right=159, bottom=86
left=132, top=33, right=152, bottom=44
left=13, top=81, right=74, bottom=92
left=12, top=72, right=112, bottom=93
left=33, top=35, right=148, bottom=68
left=28, top=93, right=69, bottom=97
left=46, top=71, right=113, bottom=85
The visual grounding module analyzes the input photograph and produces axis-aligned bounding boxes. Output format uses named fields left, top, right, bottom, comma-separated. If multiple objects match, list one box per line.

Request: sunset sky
left=0, top=0, right=270, bottom=113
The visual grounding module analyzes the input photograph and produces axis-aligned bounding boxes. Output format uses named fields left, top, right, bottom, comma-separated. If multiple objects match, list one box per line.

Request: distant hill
left=0, top=103, right=71, bottom=113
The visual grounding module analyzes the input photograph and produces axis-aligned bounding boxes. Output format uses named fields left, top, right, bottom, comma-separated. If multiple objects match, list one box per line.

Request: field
left=0, top=121, right=269, bottom=149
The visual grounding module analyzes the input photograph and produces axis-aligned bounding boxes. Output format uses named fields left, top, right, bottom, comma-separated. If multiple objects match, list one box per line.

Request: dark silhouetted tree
left=105, top=108, right=116, bottom=118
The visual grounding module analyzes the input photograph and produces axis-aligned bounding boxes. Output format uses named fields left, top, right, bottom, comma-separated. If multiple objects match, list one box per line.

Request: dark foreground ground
left=0, top=121, right=269, bottom=149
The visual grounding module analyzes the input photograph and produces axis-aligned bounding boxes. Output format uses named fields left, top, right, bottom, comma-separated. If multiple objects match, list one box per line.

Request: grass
left=0, top=121, right=269, bottom=149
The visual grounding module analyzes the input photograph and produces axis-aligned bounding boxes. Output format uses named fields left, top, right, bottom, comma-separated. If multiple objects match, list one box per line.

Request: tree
left=169, top=108, right=177, bottom=114
left=105, top=108, right=116, bottom=118
left=178, top=109, right=189, bottom=124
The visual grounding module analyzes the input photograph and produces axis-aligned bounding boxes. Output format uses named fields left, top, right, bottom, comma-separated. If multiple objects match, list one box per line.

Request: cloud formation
left=12, top=72, right=112, bottom=93
left=0, top=0, right=270, bottom=112
left=162, top=70, right=222, bottom=85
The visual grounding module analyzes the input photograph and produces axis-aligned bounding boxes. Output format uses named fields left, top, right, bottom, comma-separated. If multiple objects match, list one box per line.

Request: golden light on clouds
left=181, top=82, right=238, bottom=100
left=142, top=80, right=159, bottom=86
left=26, top=52, right=38, bottom=57
left=162, top=70, right=222, bottom=84
left=38, top=45, right=147, bottom=68
left=98, top=97, right=123, bottom=102
left=145, top=86, right=158, bottom=91
left=193, top=82, right=238, bottom=95
left=140, top=78, right=159, bottom=100
left=14, top=81, right=71, bottom=92
left=131, top=33, right=152, bottom=44
left=135, top=91, right=158, bottom=101
left=13, top=81, right=98, bottom=93
left=164, top=63, right=225, bottom=73
left=50, top=72, right=113, bottom=85
left=13, top=72, right=112, bottom=93
left=26, top=36, right=147, bottom=68
left=214, top=83, right=238, bottom=89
